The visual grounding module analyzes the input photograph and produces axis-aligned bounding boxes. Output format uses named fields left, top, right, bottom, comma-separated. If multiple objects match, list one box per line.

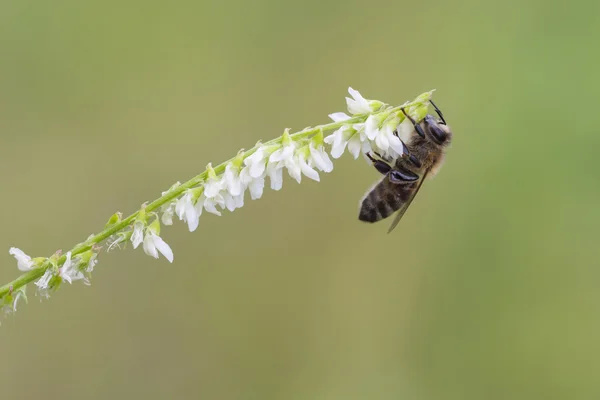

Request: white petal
left=246, top=148, right=267, bottom=178
left=328, top=112, right=351, bottom=122
left=35, top=270, right=53, bottom=290
left=387, top=130, right=405, bottom=156
left=309, top=145, right=333, bottom=172
left=375, top=130, right=389, bottom=151
left=228, top=177, right=242, bottom=196
left=234, top=193, right=244, bottom=208
left=285, top=158, right=302, bottom=183
left=249, top=177, right=265, bottom=199
left=346, top=87, right=371, bottom=114
left=362, top=141, right=372, bottom=157
left=324, top=132, right=337, bottom=145
left=396, top=119, right=414, bottom=143
left=365, top=115, right=380, bottom=140
left=143, top=234, right=159, bottom=259
left=299, top=156, right=320, bottom=181
left=9, top=247, right=34, bottom=271
left=268, top=148, right=284, bottom=163
left=131, top=222, right=144, bottom=249
left=270, top=144, right=294, bottom=163
left=175, top=195, right=188, bottom=220
left=203, top=199, right=222, bottom=216
left=185, top=200, right=199, bottom=232
left=268, top=164, right=283, bottom=190
left=153, top=235, right=174, bottom=263
left=347, top=135, right=362, bottom=159
left=204, top=177, right=224, bottom=198
left=224, top=193, right=237, bottom=211
left=161, top=207, right=174, bottom=226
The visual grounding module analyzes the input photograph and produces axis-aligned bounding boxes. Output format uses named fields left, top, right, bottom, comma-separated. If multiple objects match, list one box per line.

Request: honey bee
left=358, top=101, right=452, bottom=232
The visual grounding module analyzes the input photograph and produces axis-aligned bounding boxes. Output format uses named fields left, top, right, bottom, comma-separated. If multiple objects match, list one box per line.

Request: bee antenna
left=429, top=100, right=446, bottom=125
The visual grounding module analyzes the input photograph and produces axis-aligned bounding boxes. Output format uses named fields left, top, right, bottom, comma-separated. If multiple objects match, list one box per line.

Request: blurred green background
left=1, top=0, right=599, bottom=399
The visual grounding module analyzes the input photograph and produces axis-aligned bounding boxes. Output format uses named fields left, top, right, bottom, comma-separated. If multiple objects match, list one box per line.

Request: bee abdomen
left=358, top=184, right=403, bottom=223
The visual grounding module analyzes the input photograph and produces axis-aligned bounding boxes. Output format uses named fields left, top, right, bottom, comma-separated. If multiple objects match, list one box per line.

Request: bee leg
left=373, top=151, right=393, bottom=163
left=389, top=167, right=419, bottom=183
left=401, top=108, right=425, bottom=138
left=366, top=152, right=392, bottom=175
left=429, top=100, right=446, bottom=125
left=395, top=138, right=422, bottom=168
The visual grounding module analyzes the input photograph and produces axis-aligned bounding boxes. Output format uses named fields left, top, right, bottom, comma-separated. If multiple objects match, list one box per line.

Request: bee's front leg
left=401, top=108, right=426, bottom=138
left=392, top=134, right=422, bottom=169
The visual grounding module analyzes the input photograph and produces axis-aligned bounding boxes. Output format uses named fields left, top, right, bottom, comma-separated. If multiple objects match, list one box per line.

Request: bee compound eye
left=429, top=123, right=448, bottom=143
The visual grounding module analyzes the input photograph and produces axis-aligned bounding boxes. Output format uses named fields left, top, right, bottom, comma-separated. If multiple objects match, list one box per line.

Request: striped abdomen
left=358, top=178, right=417, bottom=223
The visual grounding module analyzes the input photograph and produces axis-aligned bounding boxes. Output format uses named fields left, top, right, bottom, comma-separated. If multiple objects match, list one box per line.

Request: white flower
left=324, top=126, right=349, bottom=159
left=35, top=269, right=53, bottom=292
left=223, top=192, right=245, bottom=212
left=347, top=126, right=369, bottom=159
left=309, top=143, right=333, bottom=173
left=247, top=176, right=265, bottom=199
left=223, top=163, right=243, bottom=197
left=202, top=170, right=225, bottom=216
left=298, top=151, right=320, bottom=182
left=87, top=253, right=98, bottom=273
left=161, top=202, right=175, bottom=226
left=329, top=112, right=352, bottom=123
left=266, top=161, right=283, bottom=191
left=2, top=288, right=27, bottom=315
left=395, top=118, right=414, bottom=143
left=176, top=191, right=202, bottom=232
left=59, top=252, right=84, bottom=284
left=363, top=115, right=405, bottom=159
left=131, top=221, right=144, bottom=249
left=239, top=166, right=265, bottom=200
left=9, top=247, right=35, bottom=271
left=270, top=142, right=301, bottom=183
left=244, top=147, right=268, bottom=179
left=346, top=87, right=372, bottom=115
left=143, top=231, right=174, bottom=263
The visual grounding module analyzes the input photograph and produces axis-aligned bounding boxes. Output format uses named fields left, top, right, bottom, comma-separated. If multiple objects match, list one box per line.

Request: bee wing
left=387, top=169, right=430, bottom=233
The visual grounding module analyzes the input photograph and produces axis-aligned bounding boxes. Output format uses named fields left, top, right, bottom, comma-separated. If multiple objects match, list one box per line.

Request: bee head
left=423, top=114, right=452, bottom=145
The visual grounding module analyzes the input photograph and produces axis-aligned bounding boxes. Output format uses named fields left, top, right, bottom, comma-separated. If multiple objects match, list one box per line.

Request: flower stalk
left=0, top=88, right=435, bottom=316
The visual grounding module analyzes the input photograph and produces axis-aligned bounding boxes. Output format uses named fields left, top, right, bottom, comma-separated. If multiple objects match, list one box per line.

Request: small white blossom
left=176, top=191, right=202, bottom=232
left=346, top=87, right=372, bottom=115
left=2, top=288, right=27, bottom=315
left=202, top=166, right=225, bottom=216
left=161, top=202, right=176, bottom=226
left=329, top=112, right=352, bottom=123
left=298, top=151, right=320, bottom=181
left=239, top=167, right=265, bottom=200
left=270, top=141, right=302, bottom=183
left=244, top=147, right=268, bottom=178
left=309, top=143, right=333, bottom=173
left=223, top=163, right=243, bottom=197
left=143, top=231, right=174, bottom=263
left=324, top=126, right=350, bottom=159
left=87, top=253, right=98, bottom=273
left=35, top=269, right=53, bottom=295
left=9, top=247, right=35, bottom=271
left=248, top=176, right=265, bottom=199
left=365, top=114, right=404, bottom=158
left=266, top=161, right=283, bottom=191
left=131, top=221, right=144, bottom=249
left=59, top=252, right=84, bottom=284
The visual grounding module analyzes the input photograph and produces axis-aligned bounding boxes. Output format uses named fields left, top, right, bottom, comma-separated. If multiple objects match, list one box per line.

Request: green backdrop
left=1, top=0, right=599, bottom=399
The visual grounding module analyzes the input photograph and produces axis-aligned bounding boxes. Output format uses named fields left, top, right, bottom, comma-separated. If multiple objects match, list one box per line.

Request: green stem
left=0, top=97, right=427, bottom=299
